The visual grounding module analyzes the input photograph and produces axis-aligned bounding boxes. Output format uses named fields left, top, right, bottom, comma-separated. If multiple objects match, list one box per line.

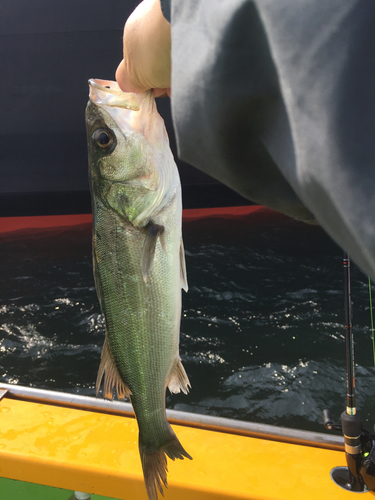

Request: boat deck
left=0, top=386, right=367, bottom=500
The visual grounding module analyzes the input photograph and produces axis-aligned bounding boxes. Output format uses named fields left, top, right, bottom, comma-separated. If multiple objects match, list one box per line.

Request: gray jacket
left=161, top=0, right=375, bottom=279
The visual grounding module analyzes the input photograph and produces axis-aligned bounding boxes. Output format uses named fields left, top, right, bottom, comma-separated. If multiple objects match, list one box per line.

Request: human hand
left=115, top=0, right=171, bottom=98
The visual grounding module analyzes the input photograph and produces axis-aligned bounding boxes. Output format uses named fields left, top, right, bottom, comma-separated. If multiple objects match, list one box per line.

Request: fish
left=85, top=79, right=191, bottom=500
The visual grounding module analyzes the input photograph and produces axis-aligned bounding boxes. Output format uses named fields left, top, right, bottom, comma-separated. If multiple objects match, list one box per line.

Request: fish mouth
left=89, top=78, right=121, bottom=93
left=88, top=78, right=140, bottom=111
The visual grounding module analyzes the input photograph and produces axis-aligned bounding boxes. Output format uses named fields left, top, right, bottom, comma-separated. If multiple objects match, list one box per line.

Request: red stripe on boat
left=0, top=214, right=93, bottom=234
left=0, top=206, right=269, bottom=234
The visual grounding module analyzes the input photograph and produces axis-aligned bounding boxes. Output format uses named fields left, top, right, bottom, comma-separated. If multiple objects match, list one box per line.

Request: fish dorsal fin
left=168, top=358, right=191, bottom=395
left=179, top=238, right=188, bottom=292
left=141, top=223, right=166, bottom=283
left=96, top=336, right=132, bottom=400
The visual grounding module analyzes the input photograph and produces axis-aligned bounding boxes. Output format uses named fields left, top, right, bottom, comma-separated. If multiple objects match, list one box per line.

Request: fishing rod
left=323, top=253, right=375, bottom=492
left=343, top=253, right=355, bottom=414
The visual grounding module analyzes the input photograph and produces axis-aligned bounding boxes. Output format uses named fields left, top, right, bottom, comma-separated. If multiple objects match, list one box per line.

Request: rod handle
left=322, top=408, right=342, bottom=431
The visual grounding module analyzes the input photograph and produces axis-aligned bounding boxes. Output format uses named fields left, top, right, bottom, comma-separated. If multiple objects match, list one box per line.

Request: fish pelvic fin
left=141, top=223, right=166, bottom=284
left=139, top=428, right=192, bottom=500
left=179, top=238, right=188, bottom=292
left=96, top=337, right=132, bottom=400
left=168, top=358, right=191, bottom=395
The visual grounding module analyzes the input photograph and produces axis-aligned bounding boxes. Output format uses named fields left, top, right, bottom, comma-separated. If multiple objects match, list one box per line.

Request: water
left=1, top=208, right=375, bottom=434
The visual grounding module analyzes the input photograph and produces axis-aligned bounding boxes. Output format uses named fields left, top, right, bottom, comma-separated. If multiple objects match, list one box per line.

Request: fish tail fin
left=168, top=358, right=191, bottom=395
left=139, top=428, right=192, bottom=500
left=96, top=336, right=132, bottom=400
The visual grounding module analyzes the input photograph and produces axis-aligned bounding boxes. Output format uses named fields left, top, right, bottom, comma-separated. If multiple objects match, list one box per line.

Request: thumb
left=116, top=60, right=148, bottom=94
left=115, top=0, right=171, bottom=93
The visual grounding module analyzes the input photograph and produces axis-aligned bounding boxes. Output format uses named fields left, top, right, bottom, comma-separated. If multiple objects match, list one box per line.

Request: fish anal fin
left=96, top=337, right=132, bottom=400
left=141, top=223, right=165, bottom=283
left=179, top=238, right=188, bottom=292
left=139, top=429, right=192, bottom=500
left=168, top=358, right=191, bottom=395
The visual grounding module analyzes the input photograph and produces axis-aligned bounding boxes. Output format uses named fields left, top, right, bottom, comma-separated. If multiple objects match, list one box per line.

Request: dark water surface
left=1, top=208, right=375, bottom=434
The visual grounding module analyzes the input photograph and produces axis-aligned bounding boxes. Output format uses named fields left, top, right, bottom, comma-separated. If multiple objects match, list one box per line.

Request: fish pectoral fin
left=167, top=358, right=191, bottom=395
left=141, top=223, right=165, bottom=283
left=179, top=238, right=188, bottom=292
left=96, top=336, right=132, bottom=400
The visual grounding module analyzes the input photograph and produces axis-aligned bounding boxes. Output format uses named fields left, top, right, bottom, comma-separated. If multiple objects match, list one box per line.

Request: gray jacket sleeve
left=168, top=0, right=375, bottom=280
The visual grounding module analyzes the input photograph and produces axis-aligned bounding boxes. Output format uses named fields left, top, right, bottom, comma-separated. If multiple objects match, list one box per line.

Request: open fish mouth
left=88, top=78, right=140, bottom=110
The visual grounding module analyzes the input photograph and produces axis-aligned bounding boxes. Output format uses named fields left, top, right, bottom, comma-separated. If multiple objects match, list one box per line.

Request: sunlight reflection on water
left=1, top=211, right=375, bottom=432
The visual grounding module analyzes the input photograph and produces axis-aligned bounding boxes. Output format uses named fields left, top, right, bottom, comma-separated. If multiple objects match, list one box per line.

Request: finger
left=152, top=88, right=171, bottom=98
left=116, top=60, right=149, bottom=93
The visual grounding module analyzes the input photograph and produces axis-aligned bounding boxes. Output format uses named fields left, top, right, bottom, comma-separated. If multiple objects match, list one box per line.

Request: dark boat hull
left=0, top=0, right=249, bottom=217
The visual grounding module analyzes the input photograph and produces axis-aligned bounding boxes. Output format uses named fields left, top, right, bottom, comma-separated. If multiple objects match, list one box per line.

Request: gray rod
left=0, top=382, right=343, bottom=448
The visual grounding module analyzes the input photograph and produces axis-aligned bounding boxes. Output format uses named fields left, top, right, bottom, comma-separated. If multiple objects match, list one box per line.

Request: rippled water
left=1, top=208, right=375, bottom=433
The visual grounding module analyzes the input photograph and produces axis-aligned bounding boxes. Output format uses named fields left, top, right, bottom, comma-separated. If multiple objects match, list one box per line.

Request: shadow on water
left=1, top=207, right=375, bottom=433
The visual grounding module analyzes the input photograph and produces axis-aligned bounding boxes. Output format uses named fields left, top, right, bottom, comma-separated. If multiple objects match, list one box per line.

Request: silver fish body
left=85, top=79, right=191, bottom=500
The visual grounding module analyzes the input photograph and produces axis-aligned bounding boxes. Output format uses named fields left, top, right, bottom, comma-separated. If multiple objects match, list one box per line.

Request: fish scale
left=86, top=79, right=191, bottom=500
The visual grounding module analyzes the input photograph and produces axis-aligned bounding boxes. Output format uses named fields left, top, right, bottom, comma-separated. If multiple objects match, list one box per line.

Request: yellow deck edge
left=0, top=397, right=368, bottom=500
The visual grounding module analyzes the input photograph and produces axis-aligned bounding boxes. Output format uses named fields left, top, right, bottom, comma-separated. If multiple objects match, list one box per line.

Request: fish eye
left=91, top=127, right=117, bottom=154
left=93, top=129, right=112, bottom=148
